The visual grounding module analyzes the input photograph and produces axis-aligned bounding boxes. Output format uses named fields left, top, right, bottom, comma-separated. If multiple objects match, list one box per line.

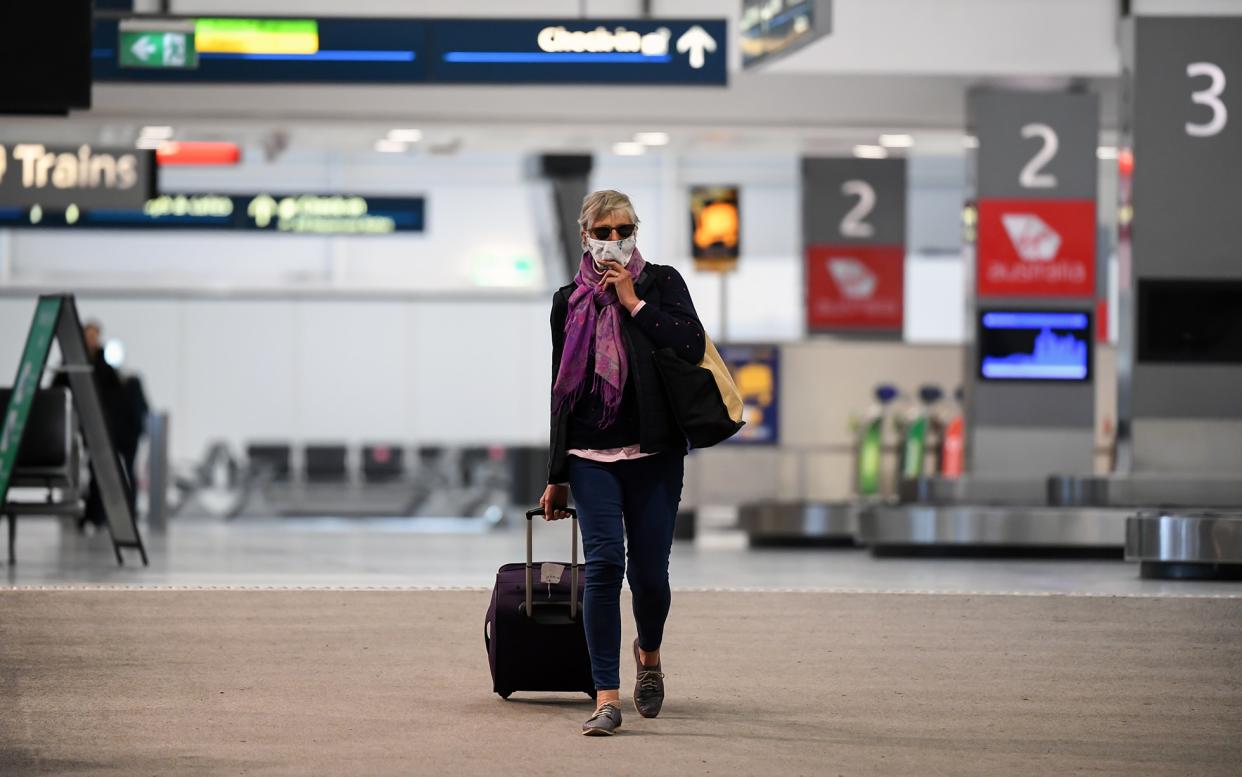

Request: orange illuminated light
left=694, top=201, right=739, bottom=250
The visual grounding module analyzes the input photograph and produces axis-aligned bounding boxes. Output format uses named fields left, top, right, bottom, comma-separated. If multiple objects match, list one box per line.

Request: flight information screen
left=977, top=310, right=1091, bottom=382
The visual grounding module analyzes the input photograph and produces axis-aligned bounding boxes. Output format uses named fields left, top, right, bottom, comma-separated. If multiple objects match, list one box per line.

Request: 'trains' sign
left=0, top=143, right=156, bottom=210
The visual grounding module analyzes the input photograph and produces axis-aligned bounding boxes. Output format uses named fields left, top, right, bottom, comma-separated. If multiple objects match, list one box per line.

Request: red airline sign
left=806, top=244, right=904, bottom=331
left=976, top=198, right=1096, bottom=298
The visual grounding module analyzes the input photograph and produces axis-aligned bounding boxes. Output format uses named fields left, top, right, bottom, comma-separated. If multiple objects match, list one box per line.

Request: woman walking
left=540, top=190, right=705, bottom=736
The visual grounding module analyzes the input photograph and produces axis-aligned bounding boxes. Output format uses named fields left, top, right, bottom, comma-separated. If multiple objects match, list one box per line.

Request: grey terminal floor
left=4, top=510, right=1240, bottom=597
left=6, top=510, right=1240, bottom=777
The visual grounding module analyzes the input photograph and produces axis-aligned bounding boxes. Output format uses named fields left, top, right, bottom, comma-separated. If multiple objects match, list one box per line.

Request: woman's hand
left=600, top=259, right=640, bottom=313
left=540, top=484, right=571, bottom=521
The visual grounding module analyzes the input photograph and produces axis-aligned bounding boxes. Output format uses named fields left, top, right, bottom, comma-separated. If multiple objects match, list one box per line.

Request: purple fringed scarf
left=552, top=249, right=647, bottom=427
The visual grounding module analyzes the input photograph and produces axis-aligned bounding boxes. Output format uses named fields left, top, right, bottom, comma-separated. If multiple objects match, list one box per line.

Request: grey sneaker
left=581, top=702, right=622, bottom=736
left=632, top=638, right=665, bottom=719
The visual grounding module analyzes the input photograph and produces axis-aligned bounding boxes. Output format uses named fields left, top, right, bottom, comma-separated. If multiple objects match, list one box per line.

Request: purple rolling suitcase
left=484, top=507, right=594, bottom=700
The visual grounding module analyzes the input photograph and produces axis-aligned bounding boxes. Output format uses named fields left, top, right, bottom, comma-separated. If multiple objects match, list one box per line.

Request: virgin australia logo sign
left=1001, top=213, right=1061, bottom=262
left=989, top=211, right=1085, bottom=287
left=828, top=258, right=877, bottom=300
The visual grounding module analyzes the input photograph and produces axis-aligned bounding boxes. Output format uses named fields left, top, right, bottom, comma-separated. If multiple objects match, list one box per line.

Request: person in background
left=55, top=320, right=143, bottom=530
left=117, top=361, right=149, bottom=517
left=540, top=190, right=706, bottom=736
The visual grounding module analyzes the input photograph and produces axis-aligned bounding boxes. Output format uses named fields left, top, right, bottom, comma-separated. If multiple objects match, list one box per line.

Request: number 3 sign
left=1186, top=61, right=1227, bottom=138
left=1131, top=16, right=1241, bottom=283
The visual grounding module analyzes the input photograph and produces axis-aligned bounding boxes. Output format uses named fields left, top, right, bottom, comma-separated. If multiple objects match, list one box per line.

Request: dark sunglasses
left=589, top=224, right=636, bottom=240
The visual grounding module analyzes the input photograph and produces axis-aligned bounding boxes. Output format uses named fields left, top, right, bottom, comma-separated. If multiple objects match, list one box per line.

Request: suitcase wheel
left=498, top=691, right=512, bottom=700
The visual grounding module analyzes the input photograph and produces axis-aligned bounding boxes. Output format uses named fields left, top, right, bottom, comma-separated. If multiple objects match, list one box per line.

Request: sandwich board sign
left=0, top=294, right=147, bottom=565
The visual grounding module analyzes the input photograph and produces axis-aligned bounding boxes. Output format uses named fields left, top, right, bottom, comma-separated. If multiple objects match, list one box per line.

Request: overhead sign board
left=91, top=17, right=727, bottom=85
left=432, top=19, right=726, bottom=85
left=973, top=90, right=1098, bottom=201
left=970, top=89, right=1099, bottom=299
left=1131, top=16, right=1242, bottom=280
left=803, top=157, right=905, bottom=246
left=0, top=192, right=425, bottom=234
left=802, top=157, right=907, bottom=333
left=0, top=143, right=157, bottom=210
left=741, top=0, right=831, bottom=67
left=95, top=17, right=426, bottom=84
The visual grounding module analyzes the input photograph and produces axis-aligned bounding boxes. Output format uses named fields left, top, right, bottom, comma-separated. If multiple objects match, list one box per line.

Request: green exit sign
left=119, top=28, right=198, bottom=69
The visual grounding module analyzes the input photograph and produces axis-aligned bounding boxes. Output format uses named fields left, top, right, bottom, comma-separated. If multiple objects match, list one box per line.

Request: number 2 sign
left=801, top=157, right=906, bottom=247
left=802, top=157, right=907, bottom=333
left=971, top=89, right=1099, bottom=203
left=969, top=89, right=1099, bottom=300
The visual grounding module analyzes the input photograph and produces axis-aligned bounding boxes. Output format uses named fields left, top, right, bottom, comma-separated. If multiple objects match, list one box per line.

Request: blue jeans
left=568, top=452, right=685, bottom=691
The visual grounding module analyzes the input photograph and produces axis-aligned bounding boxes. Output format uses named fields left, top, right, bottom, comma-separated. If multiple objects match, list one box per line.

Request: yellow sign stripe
left=195, top=19, right=319, bottom=55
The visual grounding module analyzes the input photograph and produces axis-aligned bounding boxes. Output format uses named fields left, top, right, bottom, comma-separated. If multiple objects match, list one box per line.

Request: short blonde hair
left=578, top=190, right=639, bottom=245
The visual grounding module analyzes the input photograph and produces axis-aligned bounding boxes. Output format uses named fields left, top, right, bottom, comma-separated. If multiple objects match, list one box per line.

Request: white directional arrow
left=130, top=35, right=157, bottom=63
left=247, top=195, right=278, bottom=229
left=676, top=25, right=716, bottom=70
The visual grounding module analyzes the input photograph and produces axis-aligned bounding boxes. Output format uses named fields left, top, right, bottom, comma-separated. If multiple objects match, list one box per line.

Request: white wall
left=0, top=296, right=551, bottom=463
left=0, top=147, right=974, bottom=463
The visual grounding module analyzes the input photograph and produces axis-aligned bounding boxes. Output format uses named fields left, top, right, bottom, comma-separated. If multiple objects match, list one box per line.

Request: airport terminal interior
left=1, top=1, right=1240, bottom=774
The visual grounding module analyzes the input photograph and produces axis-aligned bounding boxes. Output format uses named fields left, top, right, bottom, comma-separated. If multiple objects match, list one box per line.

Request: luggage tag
left=540, top=562, right=565, bottom=600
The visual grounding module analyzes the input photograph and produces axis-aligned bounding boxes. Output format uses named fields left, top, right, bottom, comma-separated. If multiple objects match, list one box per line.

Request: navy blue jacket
left=547, top=263, right=705, bottom=484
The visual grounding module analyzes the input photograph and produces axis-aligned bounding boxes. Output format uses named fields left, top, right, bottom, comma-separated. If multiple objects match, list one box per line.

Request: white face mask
left=587, top=235, right=637, bottom=268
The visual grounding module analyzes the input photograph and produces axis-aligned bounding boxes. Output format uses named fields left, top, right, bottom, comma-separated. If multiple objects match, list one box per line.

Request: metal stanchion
left=146, top=411, right=170, bottom=533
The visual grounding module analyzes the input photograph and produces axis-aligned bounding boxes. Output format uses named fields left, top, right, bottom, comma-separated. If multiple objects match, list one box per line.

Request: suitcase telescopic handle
left=524, top=507, right=579, bottom=620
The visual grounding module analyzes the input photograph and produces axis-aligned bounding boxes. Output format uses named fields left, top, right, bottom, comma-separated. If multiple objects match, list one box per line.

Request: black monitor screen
left=978, top=310, right=1092, bottom=382
left=0, top=2, right=92, bottom=114
left=1138, top=280, right=1242, bottom=364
